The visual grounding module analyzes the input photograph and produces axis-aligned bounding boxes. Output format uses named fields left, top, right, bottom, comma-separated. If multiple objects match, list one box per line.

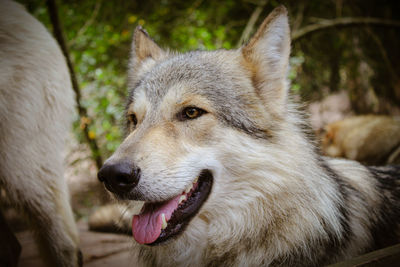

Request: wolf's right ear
left=129, top=26, right=165, bottom=83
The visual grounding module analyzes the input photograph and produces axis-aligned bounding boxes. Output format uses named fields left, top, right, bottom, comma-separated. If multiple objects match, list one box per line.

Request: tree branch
left=292, top=17, right=400, bottom=42
left=236, top=0, right=268, bottom=47
left=46, top=0, right=103, bottom=170
left=68, top=1, right=101, bottom=47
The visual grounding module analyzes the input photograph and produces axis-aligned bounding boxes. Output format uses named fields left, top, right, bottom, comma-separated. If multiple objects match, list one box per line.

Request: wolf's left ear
left=242, top=6, right=290, bottom=116
left=129, top=26, right=165, bottom=83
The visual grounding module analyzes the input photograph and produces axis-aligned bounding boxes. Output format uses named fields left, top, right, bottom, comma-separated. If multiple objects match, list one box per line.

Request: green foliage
left=20, top=0, right=400, bottom=160
left=289, top=53, right=305, bottom=93
left=22, top=0, right=253, bottom=158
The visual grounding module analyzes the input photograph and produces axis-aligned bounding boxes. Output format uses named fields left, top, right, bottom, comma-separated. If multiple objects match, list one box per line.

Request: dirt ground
left=64, top=136, right=110, bottom=220
left=17, top=221, right=134, bottom=267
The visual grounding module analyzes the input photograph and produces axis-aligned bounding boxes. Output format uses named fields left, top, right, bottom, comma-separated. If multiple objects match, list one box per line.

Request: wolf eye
left=179, top=107, right=206, bottom=120
left=128, top=113, right=138, bottom=126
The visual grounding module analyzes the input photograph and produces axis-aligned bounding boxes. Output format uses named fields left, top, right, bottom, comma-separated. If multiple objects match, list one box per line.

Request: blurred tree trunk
left=347, top=36, right=379, bottom=114
left=329, top=55, right=340, bottom=92
left=46, top=0, right=103, bottom=170
left=328, top=34, right=342, bottom=93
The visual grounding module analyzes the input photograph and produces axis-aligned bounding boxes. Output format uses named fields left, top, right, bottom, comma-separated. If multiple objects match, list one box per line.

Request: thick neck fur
left=134, top=105, right=372, bottom=266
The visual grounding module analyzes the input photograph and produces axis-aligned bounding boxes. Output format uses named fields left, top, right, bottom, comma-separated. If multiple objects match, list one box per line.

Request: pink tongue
left=132, top=195, right=181, bottom=244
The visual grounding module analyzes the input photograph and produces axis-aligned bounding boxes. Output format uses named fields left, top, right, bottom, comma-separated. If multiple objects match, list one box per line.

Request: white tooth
left=179, top=195, right=187, bottom=204
left=161, top=213, right=167, bottom=230
left=193, top=177, right=198, bottom=184
left=185, top=184, right=193, bottom=194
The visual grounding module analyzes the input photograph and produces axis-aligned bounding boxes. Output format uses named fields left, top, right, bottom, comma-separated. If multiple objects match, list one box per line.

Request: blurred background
left=1, top=1, right=398, bottom=265
left=14, top=0, right=400, bottom=220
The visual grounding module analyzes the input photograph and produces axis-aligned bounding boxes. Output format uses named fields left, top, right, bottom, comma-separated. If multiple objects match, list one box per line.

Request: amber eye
left=128, top=113, right=138, bottom=126
left=179, top=107, right=206, bottom=120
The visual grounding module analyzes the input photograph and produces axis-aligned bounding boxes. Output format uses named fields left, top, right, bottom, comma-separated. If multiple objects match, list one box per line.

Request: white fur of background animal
left=0, top=1, right=80, bottom=266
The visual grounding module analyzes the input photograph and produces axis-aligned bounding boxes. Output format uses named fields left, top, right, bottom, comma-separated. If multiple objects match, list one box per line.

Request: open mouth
left=132, top=170, right=213, bottom=245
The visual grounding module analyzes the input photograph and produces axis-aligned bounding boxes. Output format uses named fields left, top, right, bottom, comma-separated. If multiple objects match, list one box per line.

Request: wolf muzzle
left=98, top=161, right=141, bottom=196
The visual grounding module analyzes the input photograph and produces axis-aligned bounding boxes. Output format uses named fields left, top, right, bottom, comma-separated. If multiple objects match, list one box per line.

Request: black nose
left=97, top=161, right=140, bottom=195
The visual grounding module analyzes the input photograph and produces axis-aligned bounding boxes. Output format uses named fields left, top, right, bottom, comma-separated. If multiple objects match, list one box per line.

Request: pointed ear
left=129, top=26, right=165, bottom=83
left=242, top=6, right=290, bottom=116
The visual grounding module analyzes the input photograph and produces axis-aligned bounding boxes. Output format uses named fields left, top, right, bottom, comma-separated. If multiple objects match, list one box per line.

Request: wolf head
left=98, top=6, right=294, bottom=246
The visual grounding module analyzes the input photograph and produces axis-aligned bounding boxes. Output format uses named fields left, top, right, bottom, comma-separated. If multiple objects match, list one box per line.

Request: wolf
left=0, top=1, right=81, bottom=266
left=94, top=6, right=400, bottom=266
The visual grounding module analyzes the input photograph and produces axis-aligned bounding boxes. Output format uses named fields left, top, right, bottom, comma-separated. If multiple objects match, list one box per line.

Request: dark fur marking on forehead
left=367, top=166, right=400, bottom=250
